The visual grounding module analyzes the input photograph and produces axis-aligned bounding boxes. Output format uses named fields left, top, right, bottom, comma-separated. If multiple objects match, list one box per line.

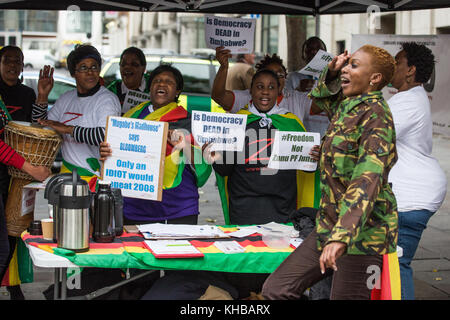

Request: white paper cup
left=41, top=218, right=54, bottom=240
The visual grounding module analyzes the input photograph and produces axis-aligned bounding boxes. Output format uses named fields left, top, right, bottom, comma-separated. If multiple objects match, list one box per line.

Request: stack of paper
left=144, top=240, right=204, bottom=258
left=138, top=223, right=229, bottom=239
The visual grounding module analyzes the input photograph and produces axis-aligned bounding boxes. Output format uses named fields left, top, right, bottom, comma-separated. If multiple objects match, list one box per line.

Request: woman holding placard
left=207, top=68, right=315, bottom=225
left=100, top=64, right=212, bottom=225
left=107, top=47, right=151, bottom=115
left=262, top=45, right=398, bottom=300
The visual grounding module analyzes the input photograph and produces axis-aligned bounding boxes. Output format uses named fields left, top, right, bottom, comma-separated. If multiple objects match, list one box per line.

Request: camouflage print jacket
left=309, top=67, right=398, bottom=255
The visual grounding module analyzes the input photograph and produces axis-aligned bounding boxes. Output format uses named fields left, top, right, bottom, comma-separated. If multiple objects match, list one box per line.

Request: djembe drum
left=3, top=121, right=62, bottom=236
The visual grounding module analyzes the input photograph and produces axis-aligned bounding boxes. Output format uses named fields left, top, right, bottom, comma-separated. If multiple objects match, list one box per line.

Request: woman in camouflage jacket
left=262, top=45, right=398, bottom=300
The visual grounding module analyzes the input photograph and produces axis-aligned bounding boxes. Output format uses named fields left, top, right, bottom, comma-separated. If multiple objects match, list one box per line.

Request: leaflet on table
left=214, top=240, right=246, bottom=254
left=191, top=111, right=247, bottom=151
left=298, top=49, right=335, bottom=80
left=138, top=223, right=229, bottom=239
left=290, top=238, right=304, bottom=248
left=144, top=240, right=204, bottom=258
left=268, top=131, right=320, bottom=171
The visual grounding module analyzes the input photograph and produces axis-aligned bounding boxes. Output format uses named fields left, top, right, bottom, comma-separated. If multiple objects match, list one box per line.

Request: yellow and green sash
left=216, top=108, right=321, bottom=225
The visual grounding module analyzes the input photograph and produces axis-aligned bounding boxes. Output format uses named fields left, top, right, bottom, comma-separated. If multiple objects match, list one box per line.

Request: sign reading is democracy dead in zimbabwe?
left=192, top=110, right=247, bottom=152
left=102, top=116, right=168, bottom=201
left=268, top=131, right=320, bottom=171
left=205, top=15, right=256, bottom=54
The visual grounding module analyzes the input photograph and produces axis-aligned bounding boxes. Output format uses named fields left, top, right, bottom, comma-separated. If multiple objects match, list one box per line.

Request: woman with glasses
left=107, top=47, right=151, bottom=115
left=212, top=46, right=311, bottom=123
left=32, top=44, right=121, bottom=191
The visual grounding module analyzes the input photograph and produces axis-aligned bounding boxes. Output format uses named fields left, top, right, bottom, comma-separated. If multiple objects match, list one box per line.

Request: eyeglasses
left=75, top=65, right=100, bottom=73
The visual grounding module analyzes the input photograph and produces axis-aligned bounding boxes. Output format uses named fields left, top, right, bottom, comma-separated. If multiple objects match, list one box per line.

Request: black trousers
left=262, top=229, right=383, bottom=300
left=0, top=195, right=10, bottom=282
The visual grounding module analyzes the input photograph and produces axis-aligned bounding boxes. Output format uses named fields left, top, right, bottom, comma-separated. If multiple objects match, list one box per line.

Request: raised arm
left=211, top=46, right=235, bottom=111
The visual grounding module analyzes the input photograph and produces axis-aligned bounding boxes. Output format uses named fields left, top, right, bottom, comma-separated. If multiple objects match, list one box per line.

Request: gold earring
left=370, top=81, right=374, bottom=86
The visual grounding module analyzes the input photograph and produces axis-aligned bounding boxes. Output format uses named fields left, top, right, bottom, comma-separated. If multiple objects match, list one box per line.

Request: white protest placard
left=102, top=116, right=168, bottom=201
left=192, top=111, right=247, bottom=151
left=21, top=188, right=36, bottom=216
left=122, top=90, right=151, bottom=114
left=205, top=15, right=255, bottom=54
left=268, top=131, right=320, bottom=171
left=299, top=50, right=334, bottom=79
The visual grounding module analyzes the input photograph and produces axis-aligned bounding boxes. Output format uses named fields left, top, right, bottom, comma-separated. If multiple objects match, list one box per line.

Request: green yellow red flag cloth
left=371, top=252, right=402, bottom=300
left=21, top=228, right=293, bottom=274
left=21, top=230, right=401, bottom=299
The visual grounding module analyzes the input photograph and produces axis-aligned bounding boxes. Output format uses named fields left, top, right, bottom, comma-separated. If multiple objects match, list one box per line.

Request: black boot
left=7, top=285, right=25, bottom=300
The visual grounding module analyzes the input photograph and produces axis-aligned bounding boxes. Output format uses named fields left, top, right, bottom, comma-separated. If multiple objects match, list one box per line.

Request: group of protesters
left=0, top=34, right=446, bottom=300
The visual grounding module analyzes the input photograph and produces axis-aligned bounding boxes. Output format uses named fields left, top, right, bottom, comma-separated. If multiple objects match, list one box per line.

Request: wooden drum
left=4, top=121, right=62, bottom=236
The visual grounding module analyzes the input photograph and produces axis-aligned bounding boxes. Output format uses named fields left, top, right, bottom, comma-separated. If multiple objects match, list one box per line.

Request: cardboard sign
left=122, top=90, right=151, bottom=114
left=205, top=15, right=256, bottom=54
left=191, top=111, right=247, bottom=151
left=102, top=116, right=168, bottom=201
left=268, top=131, right=320, bottom=171
left=299, top=50, right=335, bottom=80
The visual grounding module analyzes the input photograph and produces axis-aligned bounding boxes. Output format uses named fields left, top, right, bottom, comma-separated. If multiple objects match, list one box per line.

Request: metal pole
left=315, top=0, right=321, bottom=36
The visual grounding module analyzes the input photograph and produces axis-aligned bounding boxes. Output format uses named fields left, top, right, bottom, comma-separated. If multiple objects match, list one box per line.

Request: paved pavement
left=1, top=134, right=450, bottom=300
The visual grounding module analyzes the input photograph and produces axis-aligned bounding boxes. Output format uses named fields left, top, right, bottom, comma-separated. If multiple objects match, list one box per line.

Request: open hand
left=21, top=162, right=51, bottom=181
left=37, top=118, right=73, bottom=136
left=37, top=65, right=54, bottom=101
left=319, top=242, right=347, bottom=274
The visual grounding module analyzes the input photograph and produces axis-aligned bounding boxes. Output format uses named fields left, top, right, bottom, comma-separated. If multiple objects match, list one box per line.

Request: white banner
left=192, top=111, right=247, bottom=151
left=102, top=116, right=168, bottom=201
left=352, top=34, right=450, bottom=136
left=205, top=15, right=255, bottom=54
left=268, top=131, right=320, bottom=171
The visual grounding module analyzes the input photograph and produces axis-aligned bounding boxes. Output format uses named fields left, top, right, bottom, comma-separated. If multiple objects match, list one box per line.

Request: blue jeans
left=398, top=209, right=434, bottom=300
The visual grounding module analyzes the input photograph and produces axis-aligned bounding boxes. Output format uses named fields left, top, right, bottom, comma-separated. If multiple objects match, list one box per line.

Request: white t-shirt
left=48, top=86, right=121, bottom=175
left=387, top=85, right=447, bottom=213
left=231, top=86, right=329, bottom=138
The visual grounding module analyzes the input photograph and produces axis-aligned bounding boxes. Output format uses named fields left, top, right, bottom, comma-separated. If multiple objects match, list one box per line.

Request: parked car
left=22, top=71, right=76, bottom=172
left=23, top=50, right=61, bottom=69
left=100, top=54, right=226, bottom=113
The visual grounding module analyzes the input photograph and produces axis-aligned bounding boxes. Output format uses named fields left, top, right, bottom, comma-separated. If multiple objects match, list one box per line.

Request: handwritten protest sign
left=102, top=116, right=168, bottom=201
left=205, top=15, right=255, bottom=54
left=299, top=50, right=335, bottom=79
left=122, top=90, right=151, bottom=114
left=268, top=131, right=320, bottom=171
left=192, top=111, right=247, bottom=151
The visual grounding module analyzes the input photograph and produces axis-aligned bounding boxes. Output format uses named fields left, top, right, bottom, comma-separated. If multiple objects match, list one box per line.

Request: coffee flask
left=92, top=181, right=123, bottom=242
